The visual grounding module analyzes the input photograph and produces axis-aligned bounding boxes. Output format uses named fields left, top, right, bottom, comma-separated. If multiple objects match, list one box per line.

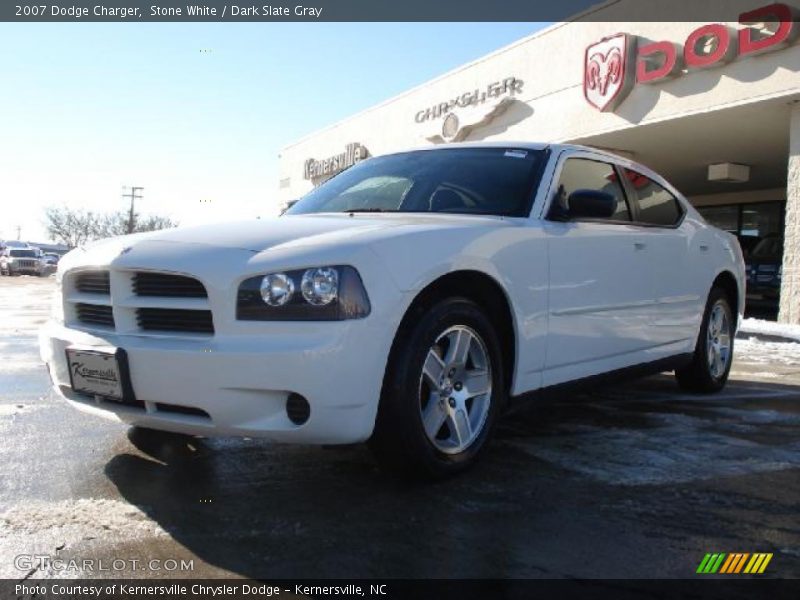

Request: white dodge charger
left=40, top=143, right=745, bottom=478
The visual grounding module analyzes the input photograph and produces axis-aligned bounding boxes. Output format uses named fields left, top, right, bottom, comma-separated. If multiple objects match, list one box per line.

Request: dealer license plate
left=65, top=348, right=124, bottom=400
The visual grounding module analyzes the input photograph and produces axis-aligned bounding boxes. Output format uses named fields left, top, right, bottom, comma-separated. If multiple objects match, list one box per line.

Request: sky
left=0, top=22, right=546, bottom=243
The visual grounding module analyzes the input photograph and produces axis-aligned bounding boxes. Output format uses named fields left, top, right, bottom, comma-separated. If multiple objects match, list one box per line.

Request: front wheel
left=370, top=298, right=506, bottom=479
left=675, top=286, right=734, bottom=393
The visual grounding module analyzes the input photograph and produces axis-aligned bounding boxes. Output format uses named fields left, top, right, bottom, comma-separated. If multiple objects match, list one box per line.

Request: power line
left=121, top=186, right=144, bottom=234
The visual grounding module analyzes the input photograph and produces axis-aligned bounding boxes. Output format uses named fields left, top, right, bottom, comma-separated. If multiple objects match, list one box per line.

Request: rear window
left=288, top=147, right=547, bottom=217
left=622, top=169, right=683, bottom=226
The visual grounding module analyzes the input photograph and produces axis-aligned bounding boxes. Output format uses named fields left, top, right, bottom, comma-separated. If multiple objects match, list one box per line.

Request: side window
left=622, top=169, right=683, bottom=226
left=552, top=158, right=630, bottom=221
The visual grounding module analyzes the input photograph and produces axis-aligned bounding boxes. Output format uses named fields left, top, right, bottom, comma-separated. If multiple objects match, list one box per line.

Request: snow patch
left=740, top=318, right=800, bottom=342
left=735, top=338, right=800, bottom=365
left=0, top=498, right=168, bottom=538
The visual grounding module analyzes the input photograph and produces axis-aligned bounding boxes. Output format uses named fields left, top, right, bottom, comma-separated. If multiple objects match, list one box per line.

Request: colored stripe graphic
left=697, top=553, right=726, bottom=573
left=719, top=554, right=736, bottom=574
left=723, top=553, right=749, bottom=573
left=744, top=553, right=773, bottom=574
left=699, top=552, right=772, bottom=574
left=697, top=554, right=712, bottom=574
left=734, top=553, right=750, bottom=573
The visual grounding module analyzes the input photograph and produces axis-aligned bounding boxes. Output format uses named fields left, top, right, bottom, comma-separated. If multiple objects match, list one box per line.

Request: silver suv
left=0, top=247, right=45, bottom=276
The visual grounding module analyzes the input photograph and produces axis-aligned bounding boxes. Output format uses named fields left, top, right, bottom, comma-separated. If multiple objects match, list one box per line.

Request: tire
left=370, top=297, right=506, bottom=479
left=675, top=286, right=735, bottom=393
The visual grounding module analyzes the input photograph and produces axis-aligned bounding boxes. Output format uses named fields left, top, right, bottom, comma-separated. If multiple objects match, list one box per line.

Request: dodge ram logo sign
left=583, top=3, right=798, bottom=112
left=583, top=33, right=636, bottom=112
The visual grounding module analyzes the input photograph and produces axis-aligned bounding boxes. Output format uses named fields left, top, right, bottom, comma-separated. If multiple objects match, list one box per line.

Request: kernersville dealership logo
left=70, top=361, right=118, bottom=383
left=304, top=143, right=368, bottom=181
left=583, top=2, right=798, bottom=112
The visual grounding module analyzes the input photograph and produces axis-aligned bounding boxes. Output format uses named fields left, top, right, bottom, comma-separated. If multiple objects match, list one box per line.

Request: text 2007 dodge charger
left=40, top=143, right=745, bottom=478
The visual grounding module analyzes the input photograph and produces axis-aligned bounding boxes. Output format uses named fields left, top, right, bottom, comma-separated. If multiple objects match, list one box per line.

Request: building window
left=695, top=205, right=738, bottom=233
left=697, top=201, right=785, bottom=236
left=740, top=202, right=783, bottom=238
left=696, top=201, right=786, bottom=259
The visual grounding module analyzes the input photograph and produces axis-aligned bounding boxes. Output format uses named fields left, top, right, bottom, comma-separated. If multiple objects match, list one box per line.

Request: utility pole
left=121, top=186, right=144, bottom=234
left=15, top=225, right=21, bottom=240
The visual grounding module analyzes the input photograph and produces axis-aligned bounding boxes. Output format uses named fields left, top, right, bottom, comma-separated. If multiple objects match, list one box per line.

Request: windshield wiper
left=342, top=208, right=391, bottom=213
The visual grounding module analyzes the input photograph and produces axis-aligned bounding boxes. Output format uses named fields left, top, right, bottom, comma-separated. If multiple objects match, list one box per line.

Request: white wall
left=278, top=0, right=800, bottom=203
left=780, top=102, right=800, bottom=323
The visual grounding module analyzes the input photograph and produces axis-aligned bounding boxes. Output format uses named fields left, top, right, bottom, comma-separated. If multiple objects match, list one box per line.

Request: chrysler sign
left=584, top=2, right=799, bottom=112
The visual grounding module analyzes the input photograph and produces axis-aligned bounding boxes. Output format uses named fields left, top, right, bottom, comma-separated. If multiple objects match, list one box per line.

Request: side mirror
left=567, top=189, right=616, bottom=219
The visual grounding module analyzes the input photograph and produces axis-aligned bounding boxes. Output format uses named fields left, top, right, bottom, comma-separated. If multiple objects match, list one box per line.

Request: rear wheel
left=370, top=298, right=505, bottom=479
left=675, top=286, right=734, bottom=393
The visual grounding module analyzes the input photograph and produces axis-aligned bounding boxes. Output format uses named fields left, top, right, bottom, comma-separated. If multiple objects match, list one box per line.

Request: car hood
left=116, top=213, right=513, bottom=253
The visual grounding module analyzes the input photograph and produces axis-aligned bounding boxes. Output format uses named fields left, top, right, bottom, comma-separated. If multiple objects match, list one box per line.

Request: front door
left=543, top=156, right=656, bottom=386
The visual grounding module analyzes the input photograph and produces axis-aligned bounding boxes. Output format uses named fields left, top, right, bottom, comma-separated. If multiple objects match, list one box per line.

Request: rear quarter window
left=623, top=169, right=683, bottom=227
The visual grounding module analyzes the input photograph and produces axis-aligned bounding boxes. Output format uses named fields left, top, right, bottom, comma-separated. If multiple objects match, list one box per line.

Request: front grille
left=75, top=270, right=110, bottom=294
left=76, top=303, right=115, bottom=328
left=136, top=308, right=214, bottom=333
left=17, top=260, right=38, bottom=269
left=133, top=272, right=207, bottom=298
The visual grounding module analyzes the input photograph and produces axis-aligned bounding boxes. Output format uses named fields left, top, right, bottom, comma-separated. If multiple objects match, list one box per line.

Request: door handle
left=699, top=244, right=709, bottom=252
left=633, top=242, right=646, bottom=251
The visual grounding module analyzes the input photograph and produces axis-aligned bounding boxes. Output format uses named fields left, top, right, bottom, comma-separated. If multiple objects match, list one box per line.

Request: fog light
left=286, top=393, right=310, bottom=425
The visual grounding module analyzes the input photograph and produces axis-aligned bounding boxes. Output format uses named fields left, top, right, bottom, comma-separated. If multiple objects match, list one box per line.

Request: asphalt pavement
left=1, top=275, right=798, bottom=579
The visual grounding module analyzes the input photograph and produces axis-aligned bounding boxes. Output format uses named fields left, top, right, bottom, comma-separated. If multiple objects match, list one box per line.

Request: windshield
left=287, top=147, right=547, bottom=218
left=10, top=249, right=37, bottom=257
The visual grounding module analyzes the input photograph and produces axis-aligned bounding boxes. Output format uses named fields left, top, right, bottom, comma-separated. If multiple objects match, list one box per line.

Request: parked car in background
left=736, top=234, right=760, bottom=260
left=745, top=235, right=783, bottom=311
left=0, top=246, right=45, bottom=276
left=1, top=240, right=26, bottom=248
left=40, top=143, right=745, bottom=478
left=39, top=253, right=60, bottom=275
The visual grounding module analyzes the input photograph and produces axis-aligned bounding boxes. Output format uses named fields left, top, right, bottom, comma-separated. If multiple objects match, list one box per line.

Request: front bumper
left=39, top=317, right=390, bottom=444
left=7, top=264, right=43, bottom=275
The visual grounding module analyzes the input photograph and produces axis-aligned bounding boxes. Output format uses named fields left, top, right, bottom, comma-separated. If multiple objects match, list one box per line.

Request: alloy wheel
left=418, top=325, right=493, bottom=454
left=706, top=300, right=732, bottom=380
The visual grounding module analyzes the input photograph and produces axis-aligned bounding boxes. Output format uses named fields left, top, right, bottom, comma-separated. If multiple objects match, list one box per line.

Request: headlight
left=260, top=273, right=295, bottom=306
left=301, top=267, right=338, bottom=305
left=237, top=265, right=370, bottom=321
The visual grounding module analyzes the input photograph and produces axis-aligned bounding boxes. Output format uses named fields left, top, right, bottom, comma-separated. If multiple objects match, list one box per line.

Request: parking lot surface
left=1, top=275, right=799, bottom=579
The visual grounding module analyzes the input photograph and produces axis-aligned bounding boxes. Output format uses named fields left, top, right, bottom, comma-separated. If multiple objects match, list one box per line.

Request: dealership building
left=278, top=0, right=800, bottom=322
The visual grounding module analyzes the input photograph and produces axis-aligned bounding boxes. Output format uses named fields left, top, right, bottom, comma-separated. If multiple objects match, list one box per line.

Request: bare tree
left=135, top=214, right=177, bottom=233
left=43, top=206, right=178, bottom=248
left=43, top=207, right=102, bottom=248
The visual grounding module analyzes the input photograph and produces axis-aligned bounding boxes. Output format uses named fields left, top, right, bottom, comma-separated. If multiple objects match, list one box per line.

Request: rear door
left=620, top=168, right=702, bottom=352
left=543, top=153, right=656, bottom=386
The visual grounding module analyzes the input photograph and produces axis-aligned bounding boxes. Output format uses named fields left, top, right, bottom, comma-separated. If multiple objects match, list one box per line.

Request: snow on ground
left=735, top=337, right=800, bottom=365
left=739, top=317, right=800, bottom=342
left=0, top=498, right=168, bottom=538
